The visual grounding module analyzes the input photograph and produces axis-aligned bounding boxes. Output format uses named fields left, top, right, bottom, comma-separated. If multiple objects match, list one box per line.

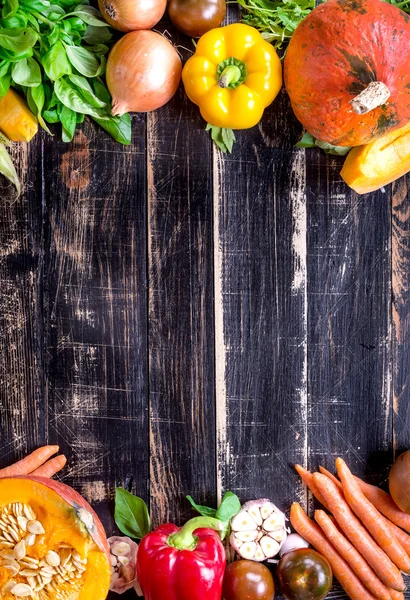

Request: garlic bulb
left=230, top=499, right=287, bottom=561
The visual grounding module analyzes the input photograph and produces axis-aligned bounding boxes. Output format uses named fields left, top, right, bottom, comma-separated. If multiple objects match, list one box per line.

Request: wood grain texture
left=147, top=70, right=216, bottom=526
left=392, top=174, right=410, bottom=453
left=306, top=152, right=392, bottom=486
left=215, top=91, right=309, bottom=512
left=0, top=138, right=45, bottom=465
left=42, top=118, right=149, bottom=539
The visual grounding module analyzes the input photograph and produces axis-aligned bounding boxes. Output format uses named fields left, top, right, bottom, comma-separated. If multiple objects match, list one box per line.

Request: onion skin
left=106, top=31, right=182, bottom=116
left=98, top=0, right=166, bottom=32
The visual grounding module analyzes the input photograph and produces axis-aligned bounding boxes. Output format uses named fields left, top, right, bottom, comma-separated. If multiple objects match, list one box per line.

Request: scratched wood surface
left=0, top=17, right=410, bottom=600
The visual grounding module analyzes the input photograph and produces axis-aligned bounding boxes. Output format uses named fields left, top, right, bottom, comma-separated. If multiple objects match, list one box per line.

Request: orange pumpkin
left=0, top=477, right=111, bottom=600
left=284, top=0, right=410, bottom=147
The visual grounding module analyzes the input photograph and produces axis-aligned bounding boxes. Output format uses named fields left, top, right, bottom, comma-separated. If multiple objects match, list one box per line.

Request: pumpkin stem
left=350, top=81, right=390, bottom=115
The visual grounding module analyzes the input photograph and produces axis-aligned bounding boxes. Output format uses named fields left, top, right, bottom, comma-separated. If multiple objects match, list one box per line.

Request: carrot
left=315, top=510, right=393, bottom=600
left=0, top=446, right=60, bottom=478
left=354, top=476, right=410, bottom=535
left=30, top=455, right=67, bottom=478
left=312, top=472, right=405, bottom=591
left=290, top=503, right=379, bottom=600
left=319, top=465, right=342, bottom=488
left=389, top=591, right=405, bottom=600
left=295, top=464, right=330, bottom=509
left=336, top=458, right=410, bottom=573
left=383, top=517, right=410, bottom=556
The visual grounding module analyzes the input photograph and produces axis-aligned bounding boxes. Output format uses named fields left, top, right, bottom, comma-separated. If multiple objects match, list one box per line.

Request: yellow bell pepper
left=182, top=23, right=282, bottom=130
left=341, top=121, right=410, bottom=194
left=0, top=89, right=38, bottom=142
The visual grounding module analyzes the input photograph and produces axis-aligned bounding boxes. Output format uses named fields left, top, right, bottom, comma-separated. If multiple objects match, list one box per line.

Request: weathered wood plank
left=392, top=176, right=410, bottom=454
left=147, top=72, right=216, bottom=526
left=0, top=138, right=45, bottom=465
left=215, top=91, right=308, bottom=513
left=306, top=152, right=392, bottom=487
left=42, top=119, right=149, bottom=536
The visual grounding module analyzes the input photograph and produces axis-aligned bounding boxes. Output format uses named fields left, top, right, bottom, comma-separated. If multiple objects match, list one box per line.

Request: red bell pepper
left=137, top=516, right=226, bottom=600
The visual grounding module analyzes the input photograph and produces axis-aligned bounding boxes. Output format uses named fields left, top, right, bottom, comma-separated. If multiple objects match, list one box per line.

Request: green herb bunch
left=238, top=0, right=410, bottom=49
left=0, top=0, right=131, bottom=144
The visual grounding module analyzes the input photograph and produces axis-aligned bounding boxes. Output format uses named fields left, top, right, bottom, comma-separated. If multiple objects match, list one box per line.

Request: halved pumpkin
left=0, top=477, right=111, bottom=600
left=340, top=120, right=410, bottom=193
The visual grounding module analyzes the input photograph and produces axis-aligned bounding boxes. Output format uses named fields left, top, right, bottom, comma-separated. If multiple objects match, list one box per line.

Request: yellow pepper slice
left=0, top=89, right=38, bottom=142
left=182, top=23, right=282, bottom=130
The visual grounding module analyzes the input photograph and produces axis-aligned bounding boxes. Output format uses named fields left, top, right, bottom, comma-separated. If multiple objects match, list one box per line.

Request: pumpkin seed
left=3, top=531, right=15, bottom=543
left=27, top=520, right=45, bottom=535
left=60, top=549, right=71, bottom=567
left=41, top=565, right=57, bottom=575
left=14, top=539, right=26, bottom=560
left=46, top=550, right=60, bottom=567
left=24, top=533, right=36, bottom=546
left=2, top=579, right=17, bottom=593
left=26, top=576, right=37, bottom=589
left=19, top=568, right=39, bottom=576
left=0, top=549, right=16, bottom=559
left=7, top=525, right=20, bottom=542
left=0, top=540, right=14, bottom=548
left=20, top=556, right=39, bottom=566
left=17, top=516, right=28, bottom=532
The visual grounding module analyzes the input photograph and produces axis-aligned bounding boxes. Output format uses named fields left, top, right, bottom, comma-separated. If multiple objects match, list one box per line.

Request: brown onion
left=98, top=0, right=166, bottom=32
left=106, top=31, right=182, bottom=116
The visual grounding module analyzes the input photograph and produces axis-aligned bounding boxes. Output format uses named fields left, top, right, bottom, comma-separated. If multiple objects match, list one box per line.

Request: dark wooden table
left=0, top=14, right=409, bottom=599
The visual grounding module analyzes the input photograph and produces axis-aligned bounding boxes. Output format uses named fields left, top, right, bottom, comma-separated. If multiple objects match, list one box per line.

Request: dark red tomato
left=168, top=0, right=226, bottom=38
left=276, top=549, right=332, bottom=600
left=222, top=560, right=275, bottom=600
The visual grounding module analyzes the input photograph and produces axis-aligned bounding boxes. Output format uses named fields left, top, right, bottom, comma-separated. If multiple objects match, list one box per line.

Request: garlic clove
left=264, top=512, right=285, bottom=532
left=235, top=530, right=259, bottom=543
left=260, top=502, right=275, bottom=520
left=117, top=556, right=130, bottom=567
left=111, top=542, right=131, bottom=557
left=247, top=507, right=263, bottom=526
left=238, top=542, right=257, bottom=560
left=231, top=512, right=258, bottom=532
left=254, top=545, right=266, bottom=561
left=260, top=536, right=281, bottom=558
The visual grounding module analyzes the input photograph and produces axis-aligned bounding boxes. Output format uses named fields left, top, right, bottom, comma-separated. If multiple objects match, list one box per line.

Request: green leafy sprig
left=0, top=0, right=131, bottom=144
left=114, top=488, right=151, bottom=539
left=187, top=490, right=241, bottom=539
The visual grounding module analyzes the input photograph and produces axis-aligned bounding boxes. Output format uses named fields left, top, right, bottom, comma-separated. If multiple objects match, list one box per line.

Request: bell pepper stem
left=167, top=517, right=224, bottom=551
left=218, top=65, right=242, bottom=89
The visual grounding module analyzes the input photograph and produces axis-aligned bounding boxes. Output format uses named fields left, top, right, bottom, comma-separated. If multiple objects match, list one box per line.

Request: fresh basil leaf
left=295, top=131, right=315, bottom=148
left=0, top=28, right=38, bottom=54
left=60, top=105, right=76, bottom=141
left=2, top=0, right=19, bottom=19
left=315, top=139, right=351, bottom=156
left=12, top=57, right=41, bottom=87
left=43, top=108, right=59, bottom=123
left=27, top=84, right=52, bottom=133
left=76, top=111, right=84, bottom=123
left=114, top=488, right=150, bottom=540
left=82, top=23, right=112, bottom=45
left=69, top=74, right=106, bottom=108
left=0, top=143, right=20, bottom=195
left=86, top=43, right=109, bottom=56
left=215, top=491, right=241, bottom=523
left=93, top=79, right=110, bottom=104
left=0, top=61, right=11, bottom=97
left=1, top=13, right=29, bottom=29
left=46, top=25, right=60, bottom=46
left=0, top=46, right=33, bottom=62
left=206, top=123, right=236, bottom=153
left=20, top=0, right=51, bottom=10
left=54, top=76, right=108, bottom=118
left=68, top=5, right=109, bottom=26
left=42, top=40, right=72, bottom=80
left=93, top=112, right=131, bottom=145
left=43, top=4, right=66, bottom=17
left=186, top=495, right=217, bottom=518
left=65, top=44, right=100, bottom=77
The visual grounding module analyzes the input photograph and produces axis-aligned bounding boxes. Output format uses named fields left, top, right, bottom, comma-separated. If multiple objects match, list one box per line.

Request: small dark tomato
left=276, top=549, right=332, bottom=600
left=222, top=560, right=275, bottom=600
left=168, top=0, right=226, bottom=38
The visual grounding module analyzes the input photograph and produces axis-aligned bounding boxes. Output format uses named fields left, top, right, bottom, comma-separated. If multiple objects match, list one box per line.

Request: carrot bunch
left=0, top=445, right=67, bottom=478
left=291, top=459, right=410, bottom=600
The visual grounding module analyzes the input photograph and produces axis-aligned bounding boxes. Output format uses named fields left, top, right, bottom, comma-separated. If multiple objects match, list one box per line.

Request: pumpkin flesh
left=340, top=120, right=410, bottom=193
left=284, top=0, right=410, bottom=146
left=0, top=478, right=110, bottom=600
